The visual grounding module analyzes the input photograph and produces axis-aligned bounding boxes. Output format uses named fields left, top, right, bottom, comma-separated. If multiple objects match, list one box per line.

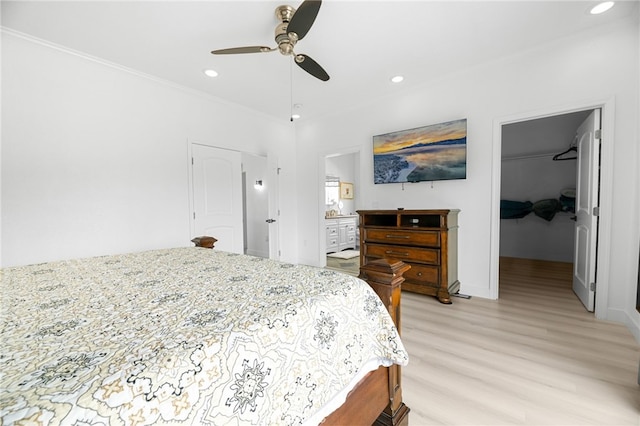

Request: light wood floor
left=401, top=257, right=640, bottom=425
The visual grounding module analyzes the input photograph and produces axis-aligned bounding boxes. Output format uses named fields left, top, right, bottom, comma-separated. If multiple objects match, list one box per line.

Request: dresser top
left=357, top=209, right=459, bottom=215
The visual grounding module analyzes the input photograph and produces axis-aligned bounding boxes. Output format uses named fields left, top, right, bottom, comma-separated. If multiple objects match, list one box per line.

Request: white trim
left=2, top=27, right=202, bottom=95
left=594, top=101, right=615, bottom=320
left=490, top=98, right=615, bottom=320
left=187, top=139, right=195, bottom=240
left=490, top=118, right=503, bottom=300
left=1, top=27, right=284, bottom=125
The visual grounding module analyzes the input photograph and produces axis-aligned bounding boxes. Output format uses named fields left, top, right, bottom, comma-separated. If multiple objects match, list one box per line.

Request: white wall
left=295, top=17, right=640, bottom=338
left=1, top=33, right=296, bottom=267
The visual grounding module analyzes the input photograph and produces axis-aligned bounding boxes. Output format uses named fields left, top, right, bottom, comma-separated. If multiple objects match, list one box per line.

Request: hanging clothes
left=500, top=200, right=533, bottom=219
left=500, top=198, right=566, bottom=221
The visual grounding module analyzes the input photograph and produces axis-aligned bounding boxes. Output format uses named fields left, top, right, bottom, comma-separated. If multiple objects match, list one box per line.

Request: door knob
left=266, top=219, right=276, bottom=223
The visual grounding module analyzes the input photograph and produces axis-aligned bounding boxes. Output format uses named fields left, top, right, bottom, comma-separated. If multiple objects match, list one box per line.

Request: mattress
left=0, top=247, right=408, bottom=425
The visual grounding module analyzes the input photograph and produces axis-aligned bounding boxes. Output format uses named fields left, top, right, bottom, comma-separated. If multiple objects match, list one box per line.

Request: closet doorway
left=498, top=108, right=602, bottom=312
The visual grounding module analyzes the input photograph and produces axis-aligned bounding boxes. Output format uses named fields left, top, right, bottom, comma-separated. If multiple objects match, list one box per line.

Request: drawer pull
left=385, top=250, right=409, bottom=257
left=417, top=272, right=422, bottom=276
left=386, top=234, right=410, bottom=239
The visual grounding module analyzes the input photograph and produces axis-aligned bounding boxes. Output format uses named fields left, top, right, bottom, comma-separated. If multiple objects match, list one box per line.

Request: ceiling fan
left=211, top=0, right=329, bottom=82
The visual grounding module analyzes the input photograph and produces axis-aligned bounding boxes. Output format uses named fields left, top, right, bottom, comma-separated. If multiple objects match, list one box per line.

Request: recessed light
left=204, top=69, right=219, bottom=78
left=590, top=1, right=614, bottom=14
left=391, top=75, right=404, bottom=83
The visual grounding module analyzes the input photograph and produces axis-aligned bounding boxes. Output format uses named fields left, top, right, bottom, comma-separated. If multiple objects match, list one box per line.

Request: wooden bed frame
left=323, top=259, right=411, bottom=426
left=193, top=237, right=411, bottom=425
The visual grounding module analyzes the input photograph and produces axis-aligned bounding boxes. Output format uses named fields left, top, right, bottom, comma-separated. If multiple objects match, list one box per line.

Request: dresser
left=358, top=209, right=460, bottom=304
left=326, top=216, right=357, bottom=253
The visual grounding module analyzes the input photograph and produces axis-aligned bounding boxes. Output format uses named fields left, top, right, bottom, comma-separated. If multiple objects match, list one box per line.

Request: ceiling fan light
left=590, top=1, right=614, bottom=14
left=391, top=75, right=404, bottom=83
left=203, top=69, right=219, bottom=78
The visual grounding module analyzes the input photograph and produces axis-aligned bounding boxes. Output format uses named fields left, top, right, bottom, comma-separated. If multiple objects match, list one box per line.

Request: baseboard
left=607, top=307, right=640, bottom=345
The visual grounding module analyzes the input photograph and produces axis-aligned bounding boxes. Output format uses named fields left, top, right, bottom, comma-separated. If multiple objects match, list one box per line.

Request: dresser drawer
left=366, top=243, right=440, bottom=265
left=365, top=229, right=440, bottom=247
left=404, top=263, right=440, bottom=285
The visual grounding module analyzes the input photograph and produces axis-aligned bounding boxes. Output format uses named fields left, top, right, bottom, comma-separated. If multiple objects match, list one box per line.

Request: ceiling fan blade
left=294, top=54, right=329, bottom=81
left=287, top=0, right=321, bottom=41
left=211, top=46, right=273, bottom=55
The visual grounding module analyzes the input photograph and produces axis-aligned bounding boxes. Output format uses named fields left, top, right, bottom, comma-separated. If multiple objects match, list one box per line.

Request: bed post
left=191, top=236, right=217, bottom=248
left=360, top=259, right=411, bottom=426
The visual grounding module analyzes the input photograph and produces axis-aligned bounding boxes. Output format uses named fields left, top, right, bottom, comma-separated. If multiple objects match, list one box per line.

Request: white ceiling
left=2, top=1, right=636, bottom=122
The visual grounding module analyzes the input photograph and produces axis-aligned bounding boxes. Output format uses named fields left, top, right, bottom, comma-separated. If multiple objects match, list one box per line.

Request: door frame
left=319, top=146, right=362, bottom=267
left=489, top=98, right=615, bottom=319
left=241, top=153, right=271, bottom=258
left=189, top=143, right=244, bottom=253
left=187, top=141, right=280, bottom=259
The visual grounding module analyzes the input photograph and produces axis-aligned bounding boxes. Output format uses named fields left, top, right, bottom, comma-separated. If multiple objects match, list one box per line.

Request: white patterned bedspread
left=0, top=247, right=408, bottom=425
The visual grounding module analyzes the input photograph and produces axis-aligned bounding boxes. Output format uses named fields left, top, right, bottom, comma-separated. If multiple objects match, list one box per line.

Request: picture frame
left=340, top=182, right=354, bottom=199
left=373, top=118, right=467, bottom=184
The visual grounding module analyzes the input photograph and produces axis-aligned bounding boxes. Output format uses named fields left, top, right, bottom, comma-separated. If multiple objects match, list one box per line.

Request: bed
left=0, top=241, right=410, bottom=425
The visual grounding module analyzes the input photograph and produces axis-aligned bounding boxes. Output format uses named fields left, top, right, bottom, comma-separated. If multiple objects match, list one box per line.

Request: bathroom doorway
left=322, top=151, right=360, bottom=273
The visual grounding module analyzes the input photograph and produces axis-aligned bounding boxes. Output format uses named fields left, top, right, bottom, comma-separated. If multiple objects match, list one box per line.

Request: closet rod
left=501, top=152, right=556, bottom=161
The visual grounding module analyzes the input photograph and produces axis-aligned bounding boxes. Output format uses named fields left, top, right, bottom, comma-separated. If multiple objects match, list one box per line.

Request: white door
left=191, top=144, right=244, bottom=253
left=267, top=154, right=280, bottom=260
left=242, top=153, right=270, bottom=258
left=572, top=109, right=601, bottom=311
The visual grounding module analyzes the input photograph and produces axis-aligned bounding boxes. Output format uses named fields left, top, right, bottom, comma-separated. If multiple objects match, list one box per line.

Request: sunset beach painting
left=373, top=119, right=467, bottom=184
